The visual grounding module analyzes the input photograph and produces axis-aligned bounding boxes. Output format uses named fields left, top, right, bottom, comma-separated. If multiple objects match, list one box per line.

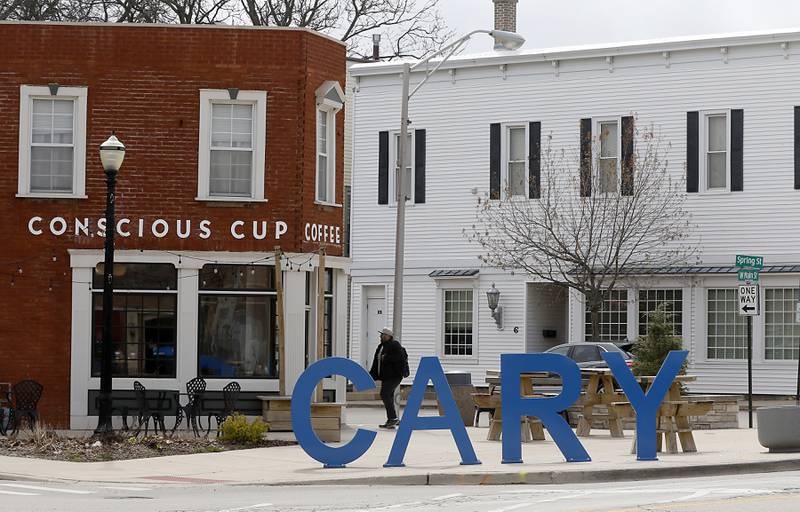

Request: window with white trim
left=504, top=125, right=527, bottom=197
left=443, top=288, right=474, bottom=356
left=316, top=107, right=336, bottom=203
left=704, top=112, right=728, bottom=191
left=389, top=132, right=414, bottom=204
left=197, top=90, right=266, bottom=201
left=18, top=85, right=87, bottom=198
left=638, top=289, right=683, bottom=338
left=706, top=288, right=746, bottom=359
left=598, top=120, right=619, bottom=194
left=584, top=289, right=628, bottom=341
left=764, top=288, right=800, bottom=360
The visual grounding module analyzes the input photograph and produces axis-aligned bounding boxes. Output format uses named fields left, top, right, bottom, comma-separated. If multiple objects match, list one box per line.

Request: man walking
left=369, top=327, right=405, bottom=429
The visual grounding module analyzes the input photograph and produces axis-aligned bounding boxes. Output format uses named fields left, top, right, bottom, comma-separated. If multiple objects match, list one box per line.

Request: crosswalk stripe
left=0, top=483, right=94, bottom=495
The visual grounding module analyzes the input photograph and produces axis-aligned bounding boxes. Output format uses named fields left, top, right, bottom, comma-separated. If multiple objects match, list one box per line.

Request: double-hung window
left=638, top=289, right=683, bottom=338
left=584, top=289, right=628, bottom=341
left=18, top=85, right=87, bottom=198
left=705, top=112, right=728, bottom=191
left=706, top=288, right=746, bottom=359
left=764, top=288, right=800, bottom=360
left=314, top=81, right=343, bottom=205
left=390, top=132, right=414, bottom=203
left=505, top=125, right=527, bottom=197
left=598, top=120, right=619, bottom=194
left=443, top=288, right=474, bottom=356
left=197, top=90, right=267, bottom=201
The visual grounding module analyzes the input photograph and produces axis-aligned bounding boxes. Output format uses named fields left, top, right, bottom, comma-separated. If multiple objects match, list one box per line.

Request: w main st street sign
left=738, top=284, right=760, bottom=316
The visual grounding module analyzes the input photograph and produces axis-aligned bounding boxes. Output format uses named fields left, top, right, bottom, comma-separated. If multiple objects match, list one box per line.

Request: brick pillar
left=493, top=0, right=518, bottom=33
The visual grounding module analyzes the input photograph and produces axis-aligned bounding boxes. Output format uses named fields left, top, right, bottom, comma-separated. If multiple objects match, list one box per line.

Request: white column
left=177, top=266, right=200, bottom=387
left=282, top=270, right=306, bottom=395
left=69, top=267, right=93, bottom=430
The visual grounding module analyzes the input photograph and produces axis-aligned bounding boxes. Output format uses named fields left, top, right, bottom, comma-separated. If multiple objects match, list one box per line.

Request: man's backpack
left=400, top=346, right=410, bottom=378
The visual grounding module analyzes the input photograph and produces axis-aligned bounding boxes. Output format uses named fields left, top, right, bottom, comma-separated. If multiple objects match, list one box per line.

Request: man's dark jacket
left=369, top=338, right=404, bottom=381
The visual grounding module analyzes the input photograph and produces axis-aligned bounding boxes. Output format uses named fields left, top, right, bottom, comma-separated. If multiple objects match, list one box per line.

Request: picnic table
left=609, top=375, right=713, bottom=454
left=575, top=368, right=628, bottom=438
left=473, top=371, right=549, bottom=442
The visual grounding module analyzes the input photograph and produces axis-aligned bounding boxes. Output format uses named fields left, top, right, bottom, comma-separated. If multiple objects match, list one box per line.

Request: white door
left=365, top=296, right=385, bottom=367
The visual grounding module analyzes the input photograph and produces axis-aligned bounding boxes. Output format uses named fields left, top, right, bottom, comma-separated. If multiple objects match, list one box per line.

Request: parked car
left=543, top=342, right=634, bottom=369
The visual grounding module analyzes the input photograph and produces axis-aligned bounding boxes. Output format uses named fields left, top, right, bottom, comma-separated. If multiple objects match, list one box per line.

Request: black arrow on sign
left=742, top=305, right=756, bottom=313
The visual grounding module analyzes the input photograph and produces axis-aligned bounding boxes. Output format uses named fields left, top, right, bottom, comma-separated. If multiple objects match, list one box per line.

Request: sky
left=438, top=0, right=800, bottom=53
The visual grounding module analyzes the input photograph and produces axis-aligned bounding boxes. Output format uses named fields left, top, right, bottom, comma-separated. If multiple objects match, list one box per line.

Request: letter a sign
left=738, top=284, right=760, bottom=316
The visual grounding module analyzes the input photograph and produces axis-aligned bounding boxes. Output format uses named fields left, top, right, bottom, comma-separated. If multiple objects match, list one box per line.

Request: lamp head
left=489, top=30, right=525, bottom=51
left=486, top=282, right=501, bottom=311
left=100, top=134, right=125, bottom=173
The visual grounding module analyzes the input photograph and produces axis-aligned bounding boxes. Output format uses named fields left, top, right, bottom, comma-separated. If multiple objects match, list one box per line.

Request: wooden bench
left=258, top=396, right=343, bottom=443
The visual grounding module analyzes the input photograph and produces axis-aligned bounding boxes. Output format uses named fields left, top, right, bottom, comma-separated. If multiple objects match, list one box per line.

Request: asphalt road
left=1, top=470, right=799, bottom=512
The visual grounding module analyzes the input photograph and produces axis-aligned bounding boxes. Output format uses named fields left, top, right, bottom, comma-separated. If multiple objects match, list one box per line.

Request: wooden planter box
left=258, top=396, right=343, bottom=443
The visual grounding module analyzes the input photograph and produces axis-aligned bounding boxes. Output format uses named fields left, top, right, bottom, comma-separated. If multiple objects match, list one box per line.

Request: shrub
left=633, top=303, right=687, bottom=376
left=219, top=414, right=268, bottom=445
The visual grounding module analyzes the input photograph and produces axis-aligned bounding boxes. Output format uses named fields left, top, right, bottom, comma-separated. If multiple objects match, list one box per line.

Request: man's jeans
left=380, top=377, right=402, bottom=421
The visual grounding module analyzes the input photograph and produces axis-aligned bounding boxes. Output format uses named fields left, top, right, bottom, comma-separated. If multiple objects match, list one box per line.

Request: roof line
left=0, top=20, right=346, bottom=47
left=351, top=26, right=800, bottom=76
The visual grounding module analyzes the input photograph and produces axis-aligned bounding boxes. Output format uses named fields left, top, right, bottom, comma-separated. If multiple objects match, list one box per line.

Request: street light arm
left=409, top=30, right=490, bottom=72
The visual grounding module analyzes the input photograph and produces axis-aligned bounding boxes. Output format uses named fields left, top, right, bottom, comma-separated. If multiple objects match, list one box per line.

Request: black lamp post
left=94, top=133, right=125, bottom=436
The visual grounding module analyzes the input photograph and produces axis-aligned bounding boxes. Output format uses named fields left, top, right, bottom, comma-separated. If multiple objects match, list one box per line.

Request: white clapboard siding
left=350, top=32, right=800, bottom=394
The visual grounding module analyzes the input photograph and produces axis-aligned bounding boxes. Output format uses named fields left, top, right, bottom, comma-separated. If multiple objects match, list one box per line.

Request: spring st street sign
left=735, top=255, right=764, bottom=269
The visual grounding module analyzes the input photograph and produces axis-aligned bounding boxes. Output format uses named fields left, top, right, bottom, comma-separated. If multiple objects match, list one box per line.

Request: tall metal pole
left=95, top=167, right=117, bottom=436
left=391, top=63, right=411, bottom=342
left=747, top=315, right=753, bottom=428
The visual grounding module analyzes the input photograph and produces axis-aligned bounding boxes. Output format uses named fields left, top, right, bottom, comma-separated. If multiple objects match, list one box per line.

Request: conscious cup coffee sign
left=291, top=351, right=688, bottom=468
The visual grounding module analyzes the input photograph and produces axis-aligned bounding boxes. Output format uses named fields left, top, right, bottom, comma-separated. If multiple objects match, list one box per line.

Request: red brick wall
left=0, top=23, right=346, bottom=426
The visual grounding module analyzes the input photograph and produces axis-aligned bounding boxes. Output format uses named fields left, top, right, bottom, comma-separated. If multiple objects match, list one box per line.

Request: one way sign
left=738, top=284, right=760, bottom=316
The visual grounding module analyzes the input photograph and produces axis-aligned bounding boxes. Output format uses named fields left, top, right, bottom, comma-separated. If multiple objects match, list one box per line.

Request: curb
left=269, top=458, right=800, bottom=486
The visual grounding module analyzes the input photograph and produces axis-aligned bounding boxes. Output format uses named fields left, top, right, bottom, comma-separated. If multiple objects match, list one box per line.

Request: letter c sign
left=291, top=357, right=377, bottom=468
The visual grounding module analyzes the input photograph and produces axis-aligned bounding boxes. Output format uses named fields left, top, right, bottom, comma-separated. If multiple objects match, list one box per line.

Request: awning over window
left=428, top=268, right=480, bottom=278
left=617, top=264, right=800, bottom=275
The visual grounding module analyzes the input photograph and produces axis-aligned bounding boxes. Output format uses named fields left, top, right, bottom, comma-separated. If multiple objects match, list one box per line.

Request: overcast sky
left=438, top=0, right=800, bottom=52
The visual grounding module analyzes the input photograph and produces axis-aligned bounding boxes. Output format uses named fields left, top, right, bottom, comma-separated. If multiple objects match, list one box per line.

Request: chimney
left=493, top=0, right=517, bottom=33
left=372, top=33, right=381, bottom=61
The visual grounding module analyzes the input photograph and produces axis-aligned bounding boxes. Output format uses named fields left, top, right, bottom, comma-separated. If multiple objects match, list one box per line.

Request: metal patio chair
left=133, top=381, right=167, bottom=436
left=206, top=381, right=241, bottom=436
left=6, top=379, right=44, bottom=435
left=174, top=377, right=207, bottom=437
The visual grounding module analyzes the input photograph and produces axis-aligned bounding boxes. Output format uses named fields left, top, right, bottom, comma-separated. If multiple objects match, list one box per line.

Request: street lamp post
left=391, top=29, right=525, bottom=341
left=94, top=133, right=126, bottom=436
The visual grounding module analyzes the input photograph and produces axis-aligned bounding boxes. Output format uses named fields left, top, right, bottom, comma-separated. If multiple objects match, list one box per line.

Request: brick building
left=0, top=21, right=348, bottom=428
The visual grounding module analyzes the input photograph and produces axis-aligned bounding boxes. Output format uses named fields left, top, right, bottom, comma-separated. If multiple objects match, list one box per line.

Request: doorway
left=362, top=286, right=386, bottom=366
left=526, top=283, right=569, bottom=352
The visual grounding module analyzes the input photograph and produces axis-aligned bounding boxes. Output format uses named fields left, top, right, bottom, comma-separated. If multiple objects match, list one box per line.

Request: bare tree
left=236, top=0, right=452, bottom=59
left=467, top=123, right=698, bottom=340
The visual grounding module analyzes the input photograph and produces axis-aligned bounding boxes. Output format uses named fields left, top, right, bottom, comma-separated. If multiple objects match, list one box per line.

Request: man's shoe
left=379, top=419, right=399, bottom=429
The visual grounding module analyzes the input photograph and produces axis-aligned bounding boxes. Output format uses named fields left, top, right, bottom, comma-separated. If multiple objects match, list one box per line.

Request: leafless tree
left=236, top=0, right=452, bottom=58
left=467, top=123, right=699, bottom=340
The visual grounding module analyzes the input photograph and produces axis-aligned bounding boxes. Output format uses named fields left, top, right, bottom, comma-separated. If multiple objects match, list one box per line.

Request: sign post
left=736, top=255, right=763, bottom=428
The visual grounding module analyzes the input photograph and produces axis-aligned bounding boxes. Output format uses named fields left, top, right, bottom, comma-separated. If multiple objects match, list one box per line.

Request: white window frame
left=435, top=278, right=479, bottom=362
left=196, top=89, right=267, bottom=202
left=18, top=85, right=88, bottom=199
left=595, top=117, right=621, bottom=196
left=502, top=123, right=529, bottom=199
left=705, top=287, right=747, bottom=360
left=701, top=110, right=731, bottom=194
left=388, top=130, right=415, bottom=205
left=315, top=106, right=339, bottom=206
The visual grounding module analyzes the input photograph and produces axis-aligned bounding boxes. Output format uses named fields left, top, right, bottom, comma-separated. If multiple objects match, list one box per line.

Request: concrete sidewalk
left=1, top=408, right=798, bottom=486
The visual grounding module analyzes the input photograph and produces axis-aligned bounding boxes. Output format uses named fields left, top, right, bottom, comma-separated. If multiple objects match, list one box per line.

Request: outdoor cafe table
left=479, top=371, right=549, bottom=442
left=575, top=368, right=628, bottom=438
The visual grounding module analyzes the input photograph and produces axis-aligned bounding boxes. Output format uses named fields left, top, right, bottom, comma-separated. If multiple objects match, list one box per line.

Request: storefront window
left=707, top=288, right=747, bottom=359
left=198, top=264, right=277, bottom=379
left=638, top=289, right=683, bottom=338
left=765, top=288, right=800, bottom=360
left=91, top=263, right=177, bottom=378
left=584, top=289, right=628, bottom=342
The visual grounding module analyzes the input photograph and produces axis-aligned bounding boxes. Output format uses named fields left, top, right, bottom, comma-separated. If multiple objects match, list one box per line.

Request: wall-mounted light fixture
left=487, top=282, right=503, bottom=330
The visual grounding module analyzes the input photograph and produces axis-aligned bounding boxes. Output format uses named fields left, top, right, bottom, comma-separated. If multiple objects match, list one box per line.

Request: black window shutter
left=490, top=123, right=501, bottom=199
left=731, top=109, right=744, bottom=192
left=529, top=122, right=541, bottom=199
left=378, top=131, right=389, bottom=204
left=795, top=107, right=800, bottom=189
left=686, top=112, right=699, bottom=193
left=414, top=129, right=426, bottom=204
left=580, top=118, right=592, bottom=197
left=620, top=116, right=635, bottom=196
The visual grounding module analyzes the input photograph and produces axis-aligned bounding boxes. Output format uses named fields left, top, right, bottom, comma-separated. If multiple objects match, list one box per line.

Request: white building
left=349, top=27, right=800, bottom=395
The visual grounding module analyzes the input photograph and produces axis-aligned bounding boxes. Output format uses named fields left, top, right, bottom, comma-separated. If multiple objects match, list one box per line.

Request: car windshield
left=599, top=343, right=632, bottom=359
